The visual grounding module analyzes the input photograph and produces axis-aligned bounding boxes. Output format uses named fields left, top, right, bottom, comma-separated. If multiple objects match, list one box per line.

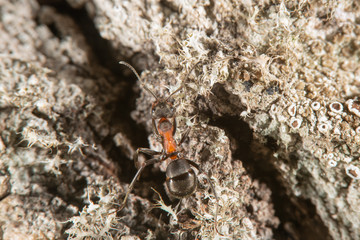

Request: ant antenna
left=119, top=61, right=159, bottom=100
left=165, top=61, right=202, bottom=102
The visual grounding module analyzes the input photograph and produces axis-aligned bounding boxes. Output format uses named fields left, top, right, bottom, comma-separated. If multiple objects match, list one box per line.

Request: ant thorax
left=157, top=118, right=173, bottom=135
left=157, top=118, right=177, bottom=158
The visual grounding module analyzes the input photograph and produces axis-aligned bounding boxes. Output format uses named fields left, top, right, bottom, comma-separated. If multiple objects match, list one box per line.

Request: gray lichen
left=1, top=0, right=360, bottom=239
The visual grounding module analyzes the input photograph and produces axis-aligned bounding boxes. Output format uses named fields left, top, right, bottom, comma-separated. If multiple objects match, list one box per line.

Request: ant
left=118, top=61, right=220, bottom=234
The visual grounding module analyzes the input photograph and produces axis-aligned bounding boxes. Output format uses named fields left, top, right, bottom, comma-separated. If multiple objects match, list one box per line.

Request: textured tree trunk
left=0, top=0, right=359, bottom=239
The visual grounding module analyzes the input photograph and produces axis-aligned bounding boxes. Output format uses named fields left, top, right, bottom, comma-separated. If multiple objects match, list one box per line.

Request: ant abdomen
left=166, top=159, right=197, bottom=198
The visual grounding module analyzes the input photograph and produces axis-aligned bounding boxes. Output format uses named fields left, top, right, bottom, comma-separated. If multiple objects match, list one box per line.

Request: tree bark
left=0, top=0, right=359, bottom=239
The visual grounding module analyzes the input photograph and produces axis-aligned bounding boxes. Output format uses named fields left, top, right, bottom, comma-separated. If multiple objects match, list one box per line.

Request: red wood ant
left=118, top=61, right=220, bottom=234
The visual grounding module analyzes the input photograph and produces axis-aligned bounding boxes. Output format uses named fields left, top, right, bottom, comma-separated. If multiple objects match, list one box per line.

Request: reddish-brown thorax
left=157, top=117, right=178, bottom=160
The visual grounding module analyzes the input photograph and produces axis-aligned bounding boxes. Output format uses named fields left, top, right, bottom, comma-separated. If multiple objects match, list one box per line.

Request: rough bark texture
left=0, top=0, right=359, bottom=239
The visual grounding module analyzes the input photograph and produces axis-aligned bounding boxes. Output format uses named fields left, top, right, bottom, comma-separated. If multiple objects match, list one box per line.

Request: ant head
left=166, top=159, right=197, bottom=198
left=151, top=100, right=175, bottom=119
left=119, top=61, right=182, bottom=120
left=150, top=84, right=182, bottom=119
left=151, top=84, right=183, bottom=119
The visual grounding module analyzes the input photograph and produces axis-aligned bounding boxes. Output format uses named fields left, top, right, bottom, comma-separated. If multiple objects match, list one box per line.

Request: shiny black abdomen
left=166, top=159, right=197, bottom=198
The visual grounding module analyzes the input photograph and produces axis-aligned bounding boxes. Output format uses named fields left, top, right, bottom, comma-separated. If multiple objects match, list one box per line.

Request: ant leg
left=178, top=127, right=191, bottom=146
left=172, top=117, right=177, bottom=135
left=186, top=160, right=222, bottom=236
left=152, top=118, right=161, bottom=138
left=174, top=198, right=182, bottom=213
left=119, top=157, right=160, bottom=211
left=134, top=147, right=162, bottom=169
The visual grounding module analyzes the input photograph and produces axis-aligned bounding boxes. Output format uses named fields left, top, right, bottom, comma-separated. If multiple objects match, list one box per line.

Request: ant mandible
left=118, top=61, right=220, bottom=234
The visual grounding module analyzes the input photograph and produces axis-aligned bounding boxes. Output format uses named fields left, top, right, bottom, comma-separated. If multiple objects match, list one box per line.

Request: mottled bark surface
left=0, top=0, right=359, bottom=239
